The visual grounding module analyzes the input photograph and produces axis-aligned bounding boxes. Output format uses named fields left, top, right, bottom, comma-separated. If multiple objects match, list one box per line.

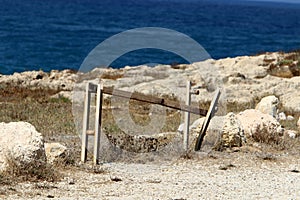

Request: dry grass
left=0, top=87, right=76, bottom=139
left=280, top=115, right=300, bottom=131
left=251, top=125, right=283, bottom=147
left=99, top=70, right=124, bottom=80
left=101, top=96, right=182, bottom=135
left=1, top=154, right=60, bottom=183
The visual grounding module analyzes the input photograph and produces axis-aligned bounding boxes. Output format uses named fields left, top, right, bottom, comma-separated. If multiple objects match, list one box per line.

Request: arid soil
left=1, top=148, right=300, bottom=200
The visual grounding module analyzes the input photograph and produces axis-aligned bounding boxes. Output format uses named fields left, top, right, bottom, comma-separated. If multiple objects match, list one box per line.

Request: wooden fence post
left=183, top=80, right=191, bottom=151
left=81, top=82, right=91, bottom=162
left=93, top=83, right=103, bottom=165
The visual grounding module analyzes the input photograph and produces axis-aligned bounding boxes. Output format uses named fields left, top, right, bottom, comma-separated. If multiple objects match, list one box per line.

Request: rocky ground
left=0, top=51, right=300, bottom=199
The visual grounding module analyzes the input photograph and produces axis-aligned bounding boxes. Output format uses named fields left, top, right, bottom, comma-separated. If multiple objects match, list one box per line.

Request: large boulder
left=255, top=95, right=279, bottom=118
left=220, top=112, right=245, bottom=148
left=237, top=109, right=284, bottom=143
left=192, top=112, right=245, bottom=150
left=0, top=122, right=46, bottom=172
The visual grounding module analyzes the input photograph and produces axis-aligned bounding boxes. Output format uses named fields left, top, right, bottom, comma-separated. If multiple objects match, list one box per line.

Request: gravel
left=2, top=150, right=300, bottom=200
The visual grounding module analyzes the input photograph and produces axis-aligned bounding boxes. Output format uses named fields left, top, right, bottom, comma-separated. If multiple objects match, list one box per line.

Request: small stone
left=177, top=123, right=184, bottom=134
left=219, top=163, right=235, bottom=170
left=110, top=176, right=122, bottom=182
left=68, top=179, right=75, bottom=185
left=146, top=179, right=162, bottom=184
left=287, top=115, right=295, bottom=121
left=285, top=130, right=297, bottom=139
left=278, top=112, right=286, bottom=121
left=256, top=153, right=276, bottom=161
left=44, top=143, right=67, bottom=164
left=297, top=117, right=300, bottom=130
left=50, top=91, right=72, bottom=101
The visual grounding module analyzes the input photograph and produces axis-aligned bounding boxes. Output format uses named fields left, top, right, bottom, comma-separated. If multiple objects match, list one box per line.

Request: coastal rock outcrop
left=263, top=52, right=300, bottom=78
left=0, top=122, right=46, bottom=172
left=1, top=52, right=299, bottom=114
left=0, top=69, right=78, bottom=91
left=280, top=89, right=300, bottom=113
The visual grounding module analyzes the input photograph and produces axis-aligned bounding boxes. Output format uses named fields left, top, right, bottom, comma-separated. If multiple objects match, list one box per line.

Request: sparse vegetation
left=280, top=114, right=300, bottom=131
left=278, top=59, right=294, bottom=66
left=1, top=154, right=60, bottom=183
left=251, top=125, right=283, bottom=147
left=99, top=70, right=124, bottom=80
left=0, top=87, right=76, bottom=139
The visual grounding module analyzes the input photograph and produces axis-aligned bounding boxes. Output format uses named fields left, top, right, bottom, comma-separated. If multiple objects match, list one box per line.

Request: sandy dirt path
left=2, top=150, right=300, bottom=200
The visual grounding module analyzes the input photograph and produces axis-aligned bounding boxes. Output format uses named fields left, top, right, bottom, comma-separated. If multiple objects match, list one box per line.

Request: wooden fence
left=81, top=81, right=220, bottom=164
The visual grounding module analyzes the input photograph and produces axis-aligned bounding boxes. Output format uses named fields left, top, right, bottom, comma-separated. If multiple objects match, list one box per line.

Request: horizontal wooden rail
left=89, top=84, right=207, bottom=116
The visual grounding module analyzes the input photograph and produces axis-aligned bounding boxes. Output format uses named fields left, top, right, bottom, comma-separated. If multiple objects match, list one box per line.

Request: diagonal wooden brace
left=194, top=88, right=221, bottom=151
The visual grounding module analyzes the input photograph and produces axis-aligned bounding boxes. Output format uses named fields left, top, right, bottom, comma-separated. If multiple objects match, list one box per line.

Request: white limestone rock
left=44, top=143, right=67, bottom=164
left=177, top=123, right=184, bottom=134
left=278, top=112, right=287, bottom=121
left=255, top=95, right=279, bottom=118
left=280, top=89, right=300, bottom=114
left=221, top=112, right=245, bottom=148
left=284, top=130, right=297, bottom=139
left=0, top=122, right=46, bottom=172
left=237, top=109, right=284, bottom=141
left=0, top=69, right=78, bottom=91
left=192, top=112, right=245, bottom=150
left=286, top=115, right=295, bottom=121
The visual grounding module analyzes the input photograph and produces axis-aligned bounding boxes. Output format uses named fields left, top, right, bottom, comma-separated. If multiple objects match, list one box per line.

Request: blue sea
left=1, top=0, right=300, bottom=75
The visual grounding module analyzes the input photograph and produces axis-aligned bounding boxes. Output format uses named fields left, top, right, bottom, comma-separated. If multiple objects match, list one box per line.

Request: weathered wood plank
left=90, top=85, right=208, bottom=116
left=194, top=88, right=221, bottom=151
left=93, top=83, right=103, bottom=165
left=81, top=83, right=92, bottom=162
left=183, top=81, right=191, bottom=151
